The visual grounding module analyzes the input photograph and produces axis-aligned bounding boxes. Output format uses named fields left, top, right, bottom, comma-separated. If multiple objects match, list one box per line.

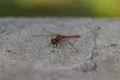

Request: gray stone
left=0, top=18, right=120, bottom=80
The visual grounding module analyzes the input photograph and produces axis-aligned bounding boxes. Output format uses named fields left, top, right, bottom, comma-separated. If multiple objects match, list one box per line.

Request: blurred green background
left=0, top=0, right=120, bottom=17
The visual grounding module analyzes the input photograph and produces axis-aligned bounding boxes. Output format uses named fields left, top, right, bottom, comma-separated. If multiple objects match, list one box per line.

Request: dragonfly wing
left=32, top=34, right=56, bottom=38
left=41, top=28, right=59, bottom=36
left=29, top=26, right=58, bottom=38
left=64, top=39, right=81, bottom=54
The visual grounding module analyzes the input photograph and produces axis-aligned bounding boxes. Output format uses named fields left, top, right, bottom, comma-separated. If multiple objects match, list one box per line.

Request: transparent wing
left=31, top=28, right=59, bottom=37
left=41, top=28, right=59, bottom=35
left=58, top=38, right=81, bottom=55
left=30, top=28, right=59, bottom=48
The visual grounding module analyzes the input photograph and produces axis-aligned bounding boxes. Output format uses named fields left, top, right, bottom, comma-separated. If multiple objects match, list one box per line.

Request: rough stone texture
left=0, top=18, right=120, bottom=80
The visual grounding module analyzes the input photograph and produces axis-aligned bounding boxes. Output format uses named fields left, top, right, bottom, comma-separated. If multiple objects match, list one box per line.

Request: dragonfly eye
left=51, top=38, right=56, bottom=45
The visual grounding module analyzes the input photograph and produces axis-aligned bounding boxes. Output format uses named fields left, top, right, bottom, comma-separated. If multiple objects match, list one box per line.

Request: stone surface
left=0, top=18, right=120, bottom=80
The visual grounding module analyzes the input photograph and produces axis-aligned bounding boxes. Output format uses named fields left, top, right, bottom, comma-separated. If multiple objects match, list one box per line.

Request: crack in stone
left=82, top=22, right=102, bottom=72
left=90, top=26, right=99, bottom=60
left=85, top=22, right=101, bottom=60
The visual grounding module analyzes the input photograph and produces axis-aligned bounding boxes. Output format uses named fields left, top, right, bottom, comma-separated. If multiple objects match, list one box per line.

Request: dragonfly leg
left=51, top=43, right=58, bottom=48
left=49, top=42, right=56, bottom=48
left=61, top=39, right=65, bottom=42
left=49, top=42, right=52, bottom=47
left=57, top=42, right=63, bottom=49
left=66, top=39, right=81, bottom=54
left=55, top=43, right=58, bottom=48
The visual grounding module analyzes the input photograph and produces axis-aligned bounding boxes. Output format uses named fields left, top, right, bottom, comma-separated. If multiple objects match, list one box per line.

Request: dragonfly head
left=51, top=38, right=57, bottom=45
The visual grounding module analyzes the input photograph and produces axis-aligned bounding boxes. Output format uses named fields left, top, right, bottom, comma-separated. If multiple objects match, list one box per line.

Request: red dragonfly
left=51, top=34, right=81, bottom=47
left=32, top=28, right=81, bottom=52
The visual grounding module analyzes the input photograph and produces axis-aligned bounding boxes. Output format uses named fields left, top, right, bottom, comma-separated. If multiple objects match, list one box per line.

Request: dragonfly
left=50, top=34, right=81, bottom=47
left=32, top=28, right=81, bottom=53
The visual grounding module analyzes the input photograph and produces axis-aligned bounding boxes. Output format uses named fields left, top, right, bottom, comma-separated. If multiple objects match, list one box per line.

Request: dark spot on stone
left=1, top=65, right=4, bottom=68
left=6, top=50, right=12, bottom=52
left=97, top=26, right=101, bottom=30
left=90, top=50, right=99, bottom=59
left=110, top=43, right=118, bottom=47
left=32, top=35, right=38, bottom=37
